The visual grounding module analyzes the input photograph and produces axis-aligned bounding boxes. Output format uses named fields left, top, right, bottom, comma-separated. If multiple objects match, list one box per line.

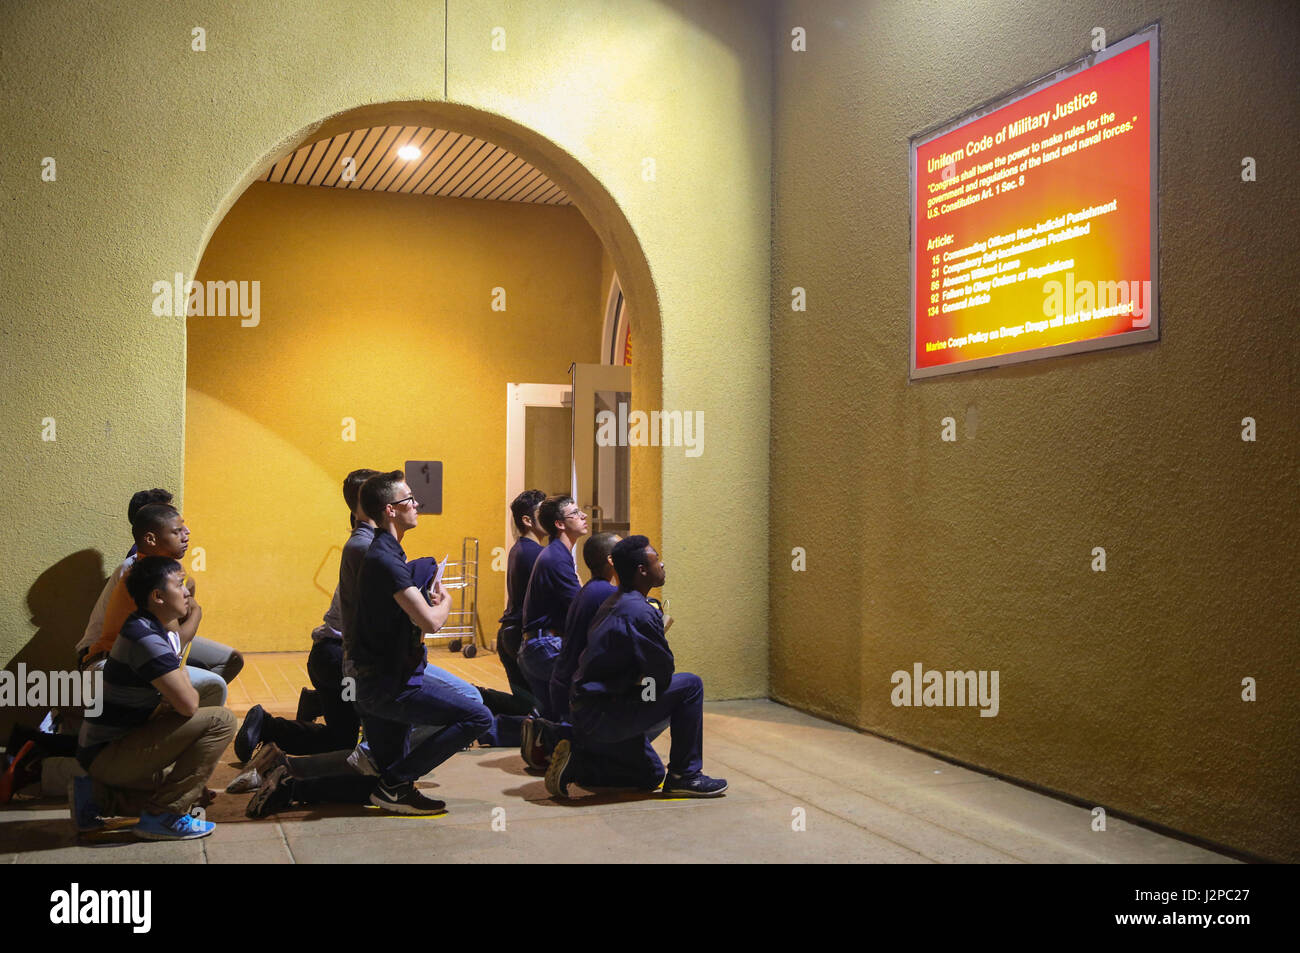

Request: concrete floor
left=1, top=693, right=1236, bottom=864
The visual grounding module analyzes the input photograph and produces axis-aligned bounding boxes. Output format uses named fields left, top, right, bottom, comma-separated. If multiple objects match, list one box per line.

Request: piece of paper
left=433, top=554, right=449, bottom=591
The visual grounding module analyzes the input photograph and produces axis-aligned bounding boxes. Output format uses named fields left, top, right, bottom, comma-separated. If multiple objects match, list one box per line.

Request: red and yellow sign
left=911, top=29, right=1157, bottom=378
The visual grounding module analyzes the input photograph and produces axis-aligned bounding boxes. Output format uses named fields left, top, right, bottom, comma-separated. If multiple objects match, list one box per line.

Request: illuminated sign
left=911, top=25, right=1159, bottom=378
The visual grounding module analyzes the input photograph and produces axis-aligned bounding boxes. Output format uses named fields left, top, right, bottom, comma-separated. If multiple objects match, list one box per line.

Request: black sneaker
left=544, top=739, right=577, bottom=799
left=245, top=765, right=295, bottom=818
left=661, top=772, right=728, bottom=798
left=296, top=688, right=322, bottom=722
left=235, top=705, right=266, bottom=764
left=519, top=715, right=548, bottom=769
left=369, top=780, right=447, bottom=816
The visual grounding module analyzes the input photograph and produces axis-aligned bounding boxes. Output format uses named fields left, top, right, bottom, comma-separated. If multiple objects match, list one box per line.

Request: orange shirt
left=86, top=564, right=191, bottom=659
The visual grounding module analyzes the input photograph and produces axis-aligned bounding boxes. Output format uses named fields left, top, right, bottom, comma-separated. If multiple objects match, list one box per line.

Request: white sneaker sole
left=662, top=782, right=728, bottom=798
left=135, top=825, right=215, bottom=840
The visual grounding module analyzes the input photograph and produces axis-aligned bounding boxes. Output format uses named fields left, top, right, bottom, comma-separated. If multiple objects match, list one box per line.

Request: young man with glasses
left=346, top=470, right=492, bottom=814
left=516, top=494, right=588, bottom=766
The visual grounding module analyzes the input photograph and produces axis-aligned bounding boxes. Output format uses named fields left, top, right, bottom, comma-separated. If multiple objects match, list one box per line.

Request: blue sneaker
left=661, top=772, right=728, bottom=798
left=67, top=775, right=106, bottom=833
left=135, top=810, right=216, bottom=840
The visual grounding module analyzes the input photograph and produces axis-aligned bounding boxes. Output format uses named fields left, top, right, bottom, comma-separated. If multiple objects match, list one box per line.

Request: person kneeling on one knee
left=545, top=535, right=726, bottom=799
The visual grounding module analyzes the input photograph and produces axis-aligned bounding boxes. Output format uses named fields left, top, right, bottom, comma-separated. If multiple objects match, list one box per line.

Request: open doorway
left=503, top=381, right=572, bottom=550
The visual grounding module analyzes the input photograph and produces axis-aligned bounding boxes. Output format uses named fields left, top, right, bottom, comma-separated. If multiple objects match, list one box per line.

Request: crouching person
left=72, top=557, right=236, bottom=840
left=546, top=536, right=726, bottom=799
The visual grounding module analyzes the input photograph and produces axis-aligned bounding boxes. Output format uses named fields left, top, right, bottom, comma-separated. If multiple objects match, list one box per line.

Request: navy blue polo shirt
left=550, top=578, right=617, bottom=715
left=572, top=589, right=675, bottom=704
left=350, top=529, right=426, bottom=688
left=521, top=537, right=581, bottom=635
left=498, top=536, right=543, bottom=629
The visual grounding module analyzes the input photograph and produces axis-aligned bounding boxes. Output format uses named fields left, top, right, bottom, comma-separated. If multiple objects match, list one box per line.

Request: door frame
left=504, top=381, right=573, bottom=563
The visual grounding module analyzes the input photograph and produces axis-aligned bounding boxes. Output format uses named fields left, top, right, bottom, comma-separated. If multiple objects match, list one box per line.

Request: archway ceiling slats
left=261, top=125, right=572, bottom=206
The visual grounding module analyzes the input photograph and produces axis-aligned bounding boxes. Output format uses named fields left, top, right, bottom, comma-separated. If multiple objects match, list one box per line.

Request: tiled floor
left=0, top=652, right=1239, bottom=864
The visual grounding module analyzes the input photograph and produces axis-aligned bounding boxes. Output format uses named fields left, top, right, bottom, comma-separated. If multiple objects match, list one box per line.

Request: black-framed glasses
left=389, top=496, right=419, bottom=509
left=562, top=508, right=585, bottom=520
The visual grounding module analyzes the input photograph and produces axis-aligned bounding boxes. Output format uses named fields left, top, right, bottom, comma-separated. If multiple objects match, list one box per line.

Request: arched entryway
left=182, top=101, right=662, bottom=653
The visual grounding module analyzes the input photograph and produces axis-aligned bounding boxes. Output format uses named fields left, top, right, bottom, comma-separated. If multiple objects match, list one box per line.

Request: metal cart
left=425, top=536, right=480, bottom=658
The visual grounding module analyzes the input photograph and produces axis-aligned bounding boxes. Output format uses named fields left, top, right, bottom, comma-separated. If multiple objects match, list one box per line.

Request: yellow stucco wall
left=0, top=0, right=771, bottom=701
left=770, top=0, right=1299, bottom=861
left=185, top=181, right=604, bottom=650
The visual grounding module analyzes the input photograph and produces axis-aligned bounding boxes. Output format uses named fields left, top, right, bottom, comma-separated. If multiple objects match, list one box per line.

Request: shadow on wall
left=1, top=550, right=106, bottom=737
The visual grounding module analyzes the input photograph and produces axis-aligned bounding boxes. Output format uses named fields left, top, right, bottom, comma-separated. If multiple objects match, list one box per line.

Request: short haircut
left=343, top=469, right=381, bottom=513
left=126, top=556, right=184, bottom=611
left=359, top=470, right=406, bottom=524
left=537, top=495, right=574, bottom=539
left=611, top=535, right=652, bottom=589
left=127, top=488, right=173, bottom=525
left=131, top=503, right=180, bottom=544
left=510, top=489, right=547, bottom=535
left=582, top=533, right=620, bottom=576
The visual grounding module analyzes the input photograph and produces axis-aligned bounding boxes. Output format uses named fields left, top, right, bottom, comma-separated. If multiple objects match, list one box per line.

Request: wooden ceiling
left=260, top=125, right=571, bottom=205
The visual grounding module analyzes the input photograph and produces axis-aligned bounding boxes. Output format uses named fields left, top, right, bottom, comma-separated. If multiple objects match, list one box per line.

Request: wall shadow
left=2, top=550, right=106, bottom=737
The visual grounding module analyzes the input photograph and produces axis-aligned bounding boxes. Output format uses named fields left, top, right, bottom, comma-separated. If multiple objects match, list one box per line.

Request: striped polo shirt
left=76, top=610, right=181, bottom=769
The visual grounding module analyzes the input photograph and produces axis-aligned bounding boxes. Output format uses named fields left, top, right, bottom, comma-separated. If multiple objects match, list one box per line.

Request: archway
left=183, top=101, right=662, bottom=653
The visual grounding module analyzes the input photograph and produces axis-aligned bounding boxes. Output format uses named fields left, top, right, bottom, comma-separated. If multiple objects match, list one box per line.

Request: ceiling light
left=397, top=145, right=421, bottom=160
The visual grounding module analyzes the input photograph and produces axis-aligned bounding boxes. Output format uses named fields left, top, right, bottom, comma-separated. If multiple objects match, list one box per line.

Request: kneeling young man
left=349, top=471, right=492, bottom=815
left=546, top=536, right=726, bottom=799
left=72, top=557, right=236, bottom=840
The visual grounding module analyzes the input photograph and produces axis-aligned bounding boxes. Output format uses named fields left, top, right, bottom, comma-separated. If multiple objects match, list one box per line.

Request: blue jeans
left=185, top=666, right=227, bottom=708
left=571, top=672, right=704, bottom=787
left=517, top=633, right=563, bottom=720
left=356, top=665, right=521, bottom=760
left=421, top=664, right=480, bottom=705
left=419, top=667, right=528, bottom=747
left=355, top=668, right=492, bottom=786
left=496, top=622, right=538, bottom=709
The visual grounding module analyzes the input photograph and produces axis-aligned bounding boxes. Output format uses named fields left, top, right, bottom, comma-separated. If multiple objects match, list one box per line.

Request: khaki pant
left=88, top=707, right=236, bottom=816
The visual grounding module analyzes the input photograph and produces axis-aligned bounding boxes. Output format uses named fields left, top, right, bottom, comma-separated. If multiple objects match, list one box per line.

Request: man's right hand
left=662, top=614, right=674, bottom=633
left=397, top=586, right=452, bottom=635
left=178, top=601, right=202, bottom=645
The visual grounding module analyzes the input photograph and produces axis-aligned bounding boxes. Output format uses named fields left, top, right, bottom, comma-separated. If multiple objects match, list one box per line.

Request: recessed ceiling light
left=397, top=145, right=421, bottom=160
